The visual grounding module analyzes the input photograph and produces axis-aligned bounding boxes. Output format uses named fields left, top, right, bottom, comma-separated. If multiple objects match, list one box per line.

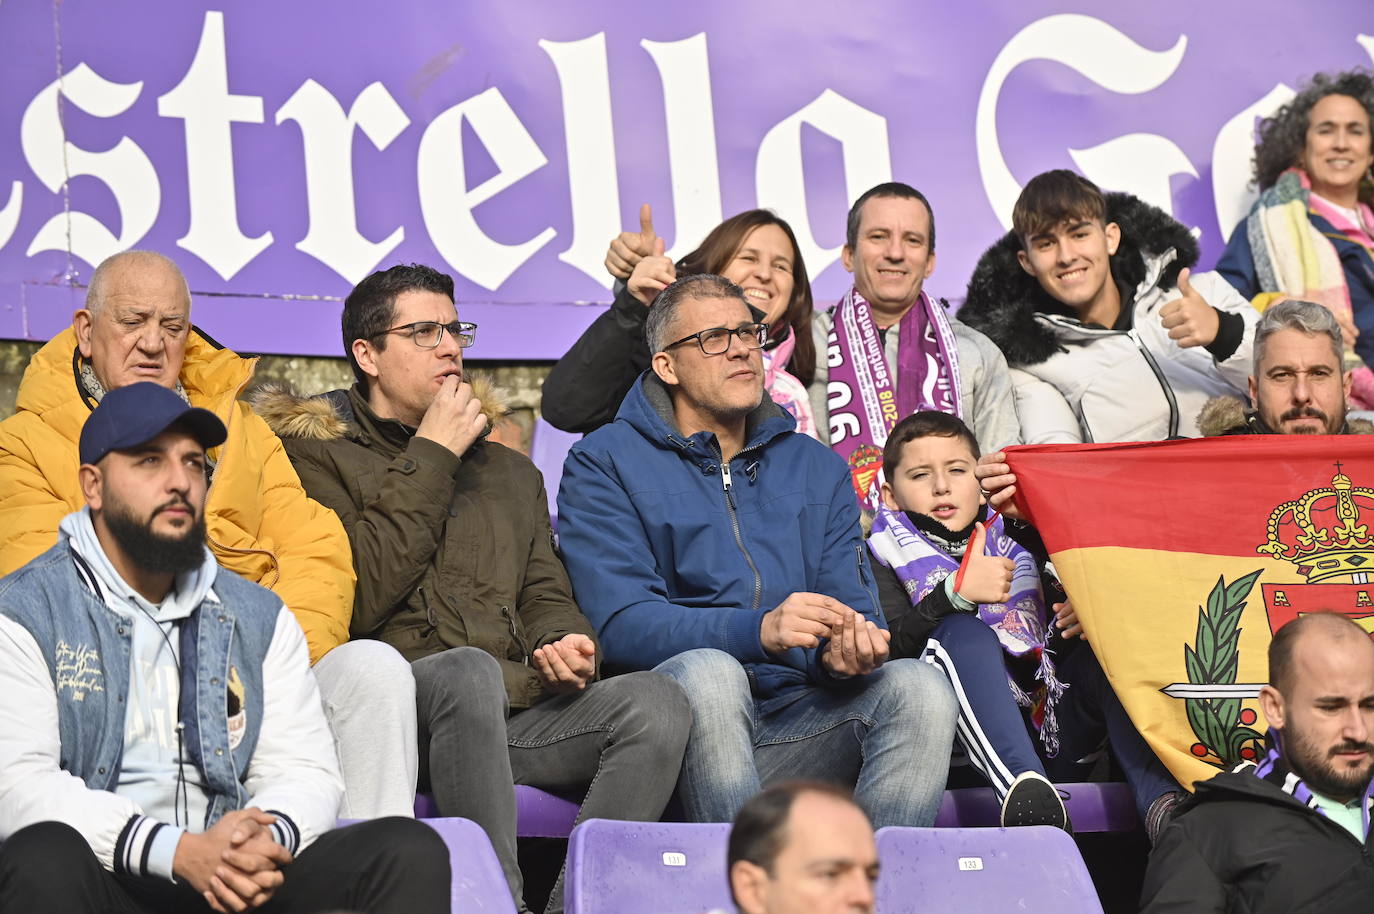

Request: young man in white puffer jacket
left=959, top=170, right=1260, bottom=443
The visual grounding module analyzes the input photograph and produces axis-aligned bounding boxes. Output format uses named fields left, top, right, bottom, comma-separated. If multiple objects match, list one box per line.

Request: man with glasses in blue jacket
left=557, top=273, right=958, bottom=828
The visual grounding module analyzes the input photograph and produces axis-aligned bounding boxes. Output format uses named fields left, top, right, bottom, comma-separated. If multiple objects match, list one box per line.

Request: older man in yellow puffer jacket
left=0, top=250, right=417, bottom=819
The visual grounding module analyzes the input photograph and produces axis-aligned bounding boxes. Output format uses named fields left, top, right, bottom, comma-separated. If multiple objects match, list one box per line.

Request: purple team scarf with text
left=868, top=505, right=1064, bottom=754
left=825, top=288, right=962, bottom=509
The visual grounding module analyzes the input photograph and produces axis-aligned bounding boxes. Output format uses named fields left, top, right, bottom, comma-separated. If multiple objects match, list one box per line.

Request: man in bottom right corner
left=1140, top=612, right=1374, bottom=912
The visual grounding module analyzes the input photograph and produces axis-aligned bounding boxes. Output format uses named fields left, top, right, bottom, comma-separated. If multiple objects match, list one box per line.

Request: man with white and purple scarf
left=867, top=411, right=1181, bottom=838
left=1142, top=612, right=1374, bottom=913
left=808, top=183, right=1020, bottom=512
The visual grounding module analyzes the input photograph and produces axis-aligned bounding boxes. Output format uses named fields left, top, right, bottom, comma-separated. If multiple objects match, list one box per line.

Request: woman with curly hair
left=542, top=208, right=818, bottom=437
left=1216, top=68, right=1374, bottom=404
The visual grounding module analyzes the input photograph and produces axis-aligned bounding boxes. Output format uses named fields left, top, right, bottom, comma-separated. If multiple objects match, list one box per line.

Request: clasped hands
left=760, top=593, right=890, bottom=677
left=173, top=808, right=291, bottom=912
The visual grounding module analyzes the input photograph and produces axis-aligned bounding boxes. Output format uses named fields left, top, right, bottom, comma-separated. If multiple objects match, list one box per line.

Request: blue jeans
left=924, top=613, right=1179, bottom=818
left=654, top=649, right=957, bottom=828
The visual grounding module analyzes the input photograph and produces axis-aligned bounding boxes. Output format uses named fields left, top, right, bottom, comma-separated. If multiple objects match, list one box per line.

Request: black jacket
left=540, top=284, right=792, bottom=434
left=541, top=285, right=652, bottom=434
left=1140, top=769, right=1374, bottom=912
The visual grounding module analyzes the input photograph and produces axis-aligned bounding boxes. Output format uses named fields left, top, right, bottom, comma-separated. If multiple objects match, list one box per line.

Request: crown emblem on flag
left=1256, top=464, right=1374, bottom=583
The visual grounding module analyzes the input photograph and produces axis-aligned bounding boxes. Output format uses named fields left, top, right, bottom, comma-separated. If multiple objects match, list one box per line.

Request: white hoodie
left=0, top=509, right=344, bottom=881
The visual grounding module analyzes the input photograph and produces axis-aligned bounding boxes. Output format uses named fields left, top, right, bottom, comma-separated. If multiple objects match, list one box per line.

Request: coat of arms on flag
left=1006, top=436, right=1374, bottom=788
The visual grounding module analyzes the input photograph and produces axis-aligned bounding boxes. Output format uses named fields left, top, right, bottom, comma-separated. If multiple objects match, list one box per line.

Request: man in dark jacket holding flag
left=1140, top=612, right=1374, bottom=912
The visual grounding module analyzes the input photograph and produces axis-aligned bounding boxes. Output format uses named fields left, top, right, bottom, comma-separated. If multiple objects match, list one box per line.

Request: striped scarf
left=868, top=505, right=1064, bottom=754
left=1246, top=168, right=1374, bottom=407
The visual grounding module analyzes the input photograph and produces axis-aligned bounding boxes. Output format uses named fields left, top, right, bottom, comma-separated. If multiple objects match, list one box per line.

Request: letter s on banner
left=22, top=64, right=160, bottom=268
left=976, top=14, right=1187, bottom=228
left=417, top=87, right=556, bottom=291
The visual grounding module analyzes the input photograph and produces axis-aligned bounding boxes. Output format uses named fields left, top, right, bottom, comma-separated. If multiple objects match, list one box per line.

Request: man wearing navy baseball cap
left=0, top=382, right=450, bottom=913
left=0, top=250, right=418, bottom=821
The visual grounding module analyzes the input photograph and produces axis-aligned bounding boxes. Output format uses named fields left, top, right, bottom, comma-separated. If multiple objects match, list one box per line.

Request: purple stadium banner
left=0, top=1, right=1370, bottom=359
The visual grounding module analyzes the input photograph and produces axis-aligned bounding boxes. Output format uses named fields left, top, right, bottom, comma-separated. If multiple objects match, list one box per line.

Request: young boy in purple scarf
left=867, top=411, right=1184, bottom=839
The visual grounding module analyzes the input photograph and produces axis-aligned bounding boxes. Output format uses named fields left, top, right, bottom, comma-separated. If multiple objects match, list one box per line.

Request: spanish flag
left=1006, top=435, right=1374, bottom=789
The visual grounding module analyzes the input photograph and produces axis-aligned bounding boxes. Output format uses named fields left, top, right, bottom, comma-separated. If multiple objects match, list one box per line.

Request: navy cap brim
left=79, top=382, right=229, bottom=466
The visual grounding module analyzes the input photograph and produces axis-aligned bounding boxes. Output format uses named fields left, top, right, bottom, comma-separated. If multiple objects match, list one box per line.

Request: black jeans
left=0, top=817, right=449, bottom=914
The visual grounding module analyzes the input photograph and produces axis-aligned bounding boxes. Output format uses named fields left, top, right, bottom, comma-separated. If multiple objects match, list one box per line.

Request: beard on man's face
left=1284, top=725, right=1374, bottom=802
left=99, top=492, right=207, bottom=576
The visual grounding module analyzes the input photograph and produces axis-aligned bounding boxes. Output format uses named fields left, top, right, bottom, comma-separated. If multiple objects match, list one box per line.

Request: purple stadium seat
left=338, top=817, right=515, bottom=912
left=422, top=818, right=519, bottom=913
left=933, top=782, right=1140, bottom=833
left=413, top=786, right=582, bottom=838
left=563, top=819, right=735, bottom=914
left=875, top=825, right=1103, bottom=913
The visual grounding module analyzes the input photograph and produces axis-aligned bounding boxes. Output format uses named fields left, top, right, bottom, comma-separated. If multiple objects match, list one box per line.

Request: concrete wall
left=0, top=340, right=552, bottom=454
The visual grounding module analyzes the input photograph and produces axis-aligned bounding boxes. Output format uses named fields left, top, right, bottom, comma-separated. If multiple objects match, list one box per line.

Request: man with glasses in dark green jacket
left=255, top=263, right=689, bottom=914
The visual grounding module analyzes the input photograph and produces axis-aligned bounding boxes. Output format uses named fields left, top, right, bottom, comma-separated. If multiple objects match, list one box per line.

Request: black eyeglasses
left=373, top=320, right=477, bottom=350
left=664, top=323, right=768, bottom=355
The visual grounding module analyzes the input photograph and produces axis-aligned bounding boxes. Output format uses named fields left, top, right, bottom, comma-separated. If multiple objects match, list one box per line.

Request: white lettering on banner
left=1069, top=133, right=1197, bottom=217
left=540, top=34, right=621, bottom=290
left=275, top=80, right=411, bottom=284
left=22, top=64, right=160, bottom=268
left=756, top=90, right=892, bottom=278
left=0, top=181, right=20, bottom=253
left=157, top=11, right=271, bottom=280
left=976, top=14, right=1188, bottom=228
left=10, top=10, right=1365, bottom=300
left=641, top=33, right=724, bottom=262
left=1211, top=84, right=1294, bottom=242
left=417, top=87, right=556, bottom=291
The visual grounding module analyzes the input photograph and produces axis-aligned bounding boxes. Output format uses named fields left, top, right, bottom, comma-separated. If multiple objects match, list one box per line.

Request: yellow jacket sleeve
left=239, top=408, right=355, bottom=664
left=0, top=414, right=83, bottom=576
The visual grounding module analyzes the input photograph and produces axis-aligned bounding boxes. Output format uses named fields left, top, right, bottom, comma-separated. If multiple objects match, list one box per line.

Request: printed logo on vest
left=226, top=665, right=247, bottom=750
left=55, top=640, right=104, bottom=701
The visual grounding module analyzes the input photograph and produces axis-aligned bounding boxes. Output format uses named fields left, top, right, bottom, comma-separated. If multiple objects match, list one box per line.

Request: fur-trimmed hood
left=1196, top=395, right=1374, bottom=437
left=252, top=375, right=510, bottom=443
left=959, top=192, right=1200, bottom=367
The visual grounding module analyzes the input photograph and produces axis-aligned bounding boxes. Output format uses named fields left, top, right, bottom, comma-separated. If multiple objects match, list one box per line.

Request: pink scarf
left=762, top=330, right=817, bottom=440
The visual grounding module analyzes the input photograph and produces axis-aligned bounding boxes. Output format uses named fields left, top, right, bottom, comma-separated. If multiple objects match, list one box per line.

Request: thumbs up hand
left=605, top=203, right=660, bottom=280
left=1159, top=268, right=1219, bottom=349
left=627, top=236, right=678, bottom=306
left=954, top=523, right=1015, bottom=605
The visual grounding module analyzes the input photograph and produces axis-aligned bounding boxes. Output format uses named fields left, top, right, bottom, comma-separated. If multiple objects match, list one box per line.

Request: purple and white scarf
left=1253, top=731, right=1374, bottom=836
left=868, top=505, right=1064, bottom=753
left=825, top=288, right=962, bottom=509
